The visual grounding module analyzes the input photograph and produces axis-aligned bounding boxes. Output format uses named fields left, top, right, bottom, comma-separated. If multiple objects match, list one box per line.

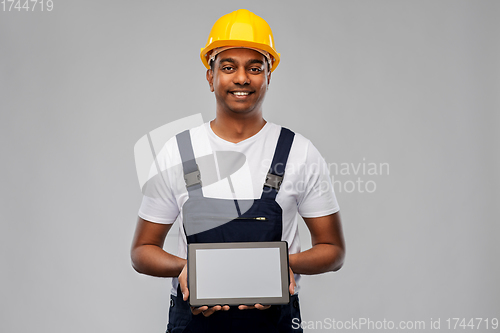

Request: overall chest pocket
left=186, top=213, right=282, bottom=243
left=183, top=198, right=283, bottom=244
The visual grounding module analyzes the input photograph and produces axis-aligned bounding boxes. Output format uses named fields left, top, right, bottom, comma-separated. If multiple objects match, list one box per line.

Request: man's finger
left=289, top=280, right=296, bottom=295
left=254, top=303, right=271, bottom=310
left=238, top=304, right=254, bottom=310
left=289, top=267, right=296, bottom=295
left=180, top=284, right=189, bottom=301
left=191, top=306, right=208, bottom=315
left=238, top=304, right=270, bottom=310
left=179, top=265, right=189, bottom=301
left=202, top=305, right=222, bottom=317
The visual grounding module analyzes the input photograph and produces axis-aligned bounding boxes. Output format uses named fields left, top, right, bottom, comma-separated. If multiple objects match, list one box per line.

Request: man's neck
left=210, top=112, right=267, bottom=143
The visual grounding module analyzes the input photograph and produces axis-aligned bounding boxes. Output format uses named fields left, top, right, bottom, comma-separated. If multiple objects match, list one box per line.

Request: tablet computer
left=187, top=241, right=290, bottom=307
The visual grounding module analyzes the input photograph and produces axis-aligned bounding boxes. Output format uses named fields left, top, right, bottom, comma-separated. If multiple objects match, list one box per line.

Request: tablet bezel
left=187, top=241, right=290, bottom=307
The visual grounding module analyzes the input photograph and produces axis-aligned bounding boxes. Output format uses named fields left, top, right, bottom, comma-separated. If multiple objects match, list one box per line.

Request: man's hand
left=178, top=264, right=230, bottom=317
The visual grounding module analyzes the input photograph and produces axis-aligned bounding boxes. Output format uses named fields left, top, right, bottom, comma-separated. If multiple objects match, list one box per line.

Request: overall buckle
left=264, top=173, right=282, bottom=191
left=184, top=169, right=202, bottom=188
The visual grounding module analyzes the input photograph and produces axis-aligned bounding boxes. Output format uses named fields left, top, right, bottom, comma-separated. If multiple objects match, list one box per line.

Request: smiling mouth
left=230, top=91, right=253, bottom=96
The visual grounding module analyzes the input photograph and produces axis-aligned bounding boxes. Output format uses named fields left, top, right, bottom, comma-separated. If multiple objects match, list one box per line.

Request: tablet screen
left=188, top=241, right=289, bottom=307
left=196, top=247, right=282, bottom=299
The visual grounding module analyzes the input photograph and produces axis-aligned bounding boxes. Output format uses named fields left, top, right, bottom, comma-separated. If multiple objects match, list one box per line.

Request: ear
left=206, top=69, right=214, bottom=92
left=267, top=70, right=271, bottom=88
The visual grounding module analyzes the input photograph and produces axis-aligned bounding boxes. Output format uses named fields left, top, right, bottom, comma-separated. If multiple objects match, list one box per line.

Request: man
left=131, top=9, right=345, bottom=333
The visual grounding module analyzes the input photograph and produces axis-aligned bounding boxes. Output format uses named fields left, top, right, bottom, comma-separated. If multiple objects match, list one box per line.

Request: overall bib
left=167, top=127, right=303, bottom=333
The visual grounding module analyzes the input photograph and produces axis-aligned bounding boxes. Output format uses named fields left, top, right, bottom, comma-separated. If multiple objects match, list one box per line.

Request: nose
left=233, top=67, right=249, bottom=85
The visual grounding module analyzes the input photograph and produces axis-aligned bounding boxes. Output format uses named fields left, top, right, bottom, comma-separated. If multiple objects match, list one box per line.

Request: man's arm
left=131, top=217, right=186, bottom=277
left=289, top=212, right=345, bottom=274
left=131, top=217, right=231, bottom=316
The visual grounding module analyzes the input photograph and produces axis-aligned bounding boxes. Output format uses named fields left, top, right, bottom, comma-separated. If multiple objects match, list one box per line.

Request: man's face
left=207, top=48, right=271, bottom=116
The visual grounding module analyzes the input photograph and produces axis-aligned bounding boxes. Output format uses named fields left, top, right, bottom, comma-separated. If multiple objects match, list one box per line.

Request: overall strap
left=176, top=130, right=203, bottom=197
left=261, top=127, right=295, bottom=200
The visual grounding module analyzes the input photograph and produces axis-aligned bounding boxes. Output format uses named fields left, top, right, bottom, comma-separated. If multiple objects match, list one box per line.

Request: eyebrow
left=219, top=57, right=236, bottom=64
left=247, top=59, right=264, bottom=66
left=219, top=58, right=265, bottom=66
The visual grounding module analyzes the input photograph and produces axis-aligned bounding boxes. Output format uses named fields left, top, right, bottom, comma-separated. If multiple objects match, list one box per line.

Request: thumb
left=179, top=265, right=189, bottom=301
left=289, top=267, right=296, bottom=295
left=181, top=281, right=189, bottom=301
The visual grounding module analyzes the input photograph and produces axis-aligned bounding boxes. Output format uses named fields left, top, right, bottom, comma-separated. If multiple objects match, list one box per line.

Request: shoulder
left=188, top=122, right=209, bottom=139
left=270, top=123, right=319, bottom=161
left=267, top=122, right=311, bottom=146
left=156, top=123, right=208, bottom=166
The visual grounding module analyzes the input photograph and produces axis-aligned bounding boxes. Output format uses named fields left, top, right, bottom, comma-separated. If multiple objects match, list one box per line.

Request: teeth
left=232, top=92, right=249, bottom=96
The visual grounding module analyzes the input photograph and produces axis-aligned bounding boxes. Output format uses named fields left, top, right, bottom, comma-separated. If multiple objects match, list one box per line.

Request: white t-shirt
left=138, top=122, right=339, bottom=295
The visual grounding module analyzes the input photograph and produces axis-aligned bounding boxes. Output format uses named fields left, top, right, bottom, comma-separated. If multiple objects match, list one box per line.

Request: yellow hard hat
left=200, top=9, right=280, bottom=72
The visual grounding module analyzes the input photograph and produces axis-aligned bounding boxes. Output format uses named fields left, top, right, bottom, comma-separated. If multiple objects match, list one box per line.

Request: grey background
left=1, top=0, right=498, bottom=332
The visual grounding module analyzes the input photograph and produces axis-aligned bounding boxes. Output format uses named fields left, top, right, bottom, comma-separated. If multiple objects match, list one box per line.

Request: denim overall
left=166, top=127, right=303, bottom=333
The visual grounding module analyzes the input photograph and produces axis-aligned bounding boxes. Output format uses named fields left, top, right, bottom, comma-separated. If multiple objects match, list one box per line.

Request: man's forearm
left=289, top=244, right=344, bottom=275
left=131, top=245, right=186, bottom=278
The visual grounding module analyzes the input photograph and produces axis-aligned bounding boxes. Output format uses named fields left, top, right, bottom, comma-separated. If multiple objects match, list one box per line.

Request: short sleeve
left=297, top=141, right=340, bottom=218
left=138, top=194, right=179, bottom=224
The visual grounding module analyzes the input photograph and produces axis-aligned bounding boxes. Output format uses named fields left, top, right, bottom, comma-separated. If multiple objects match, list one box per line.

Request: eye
left=249, top=67, right=263, bottom=73
left=221, top=65, right=235, bottom=72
